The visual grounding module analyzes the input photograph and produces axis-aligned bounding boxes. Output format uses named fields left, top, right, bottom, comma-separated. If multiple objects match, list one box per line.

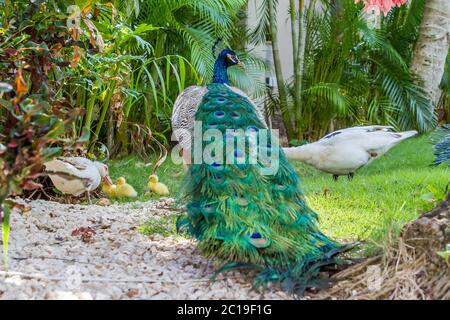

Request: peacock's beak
left=227, top=54, right=244, bottom=67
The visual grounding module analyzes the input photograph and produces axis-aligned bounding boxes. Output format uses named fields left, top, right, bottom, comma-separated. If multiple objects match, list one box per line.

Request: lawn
left=107, top=134, right=449, bottom=254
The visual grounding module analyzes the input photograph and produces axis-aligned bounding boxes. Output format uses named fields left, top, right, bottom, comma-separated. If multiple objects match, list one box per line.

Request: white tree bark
left=410, top=0, right=450, bottom=110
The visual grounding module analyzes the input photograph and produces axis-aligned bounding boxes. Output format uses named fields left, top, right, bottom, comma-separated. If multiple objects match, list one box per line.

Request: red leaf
left=3, top=48, right=18, bottom=57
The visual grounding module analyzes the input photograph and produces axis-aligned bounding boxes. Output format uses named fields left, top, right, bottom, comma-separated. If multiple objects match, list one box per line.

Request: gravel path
left=0, top=199, right=291, bottom=300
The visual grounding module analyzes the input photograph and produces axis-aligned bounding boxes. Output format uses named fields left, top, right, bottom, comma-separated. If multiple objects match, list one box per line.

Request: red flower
left=355, top=0, right=407, bottom=15
left=7, top=140, right=18, bottom=148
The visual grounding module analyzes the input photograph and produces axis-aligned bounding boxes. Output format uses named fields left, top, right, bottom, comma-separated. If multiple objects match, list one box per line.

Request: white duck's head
left=93, top=161, right=113, bottom=185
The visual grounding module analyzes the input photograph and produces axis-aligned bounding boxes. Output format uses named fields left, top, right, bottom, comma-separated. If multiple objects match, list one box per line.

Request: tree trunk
left=295, top=0, right=307, bottom=139
left=290, top=0, right=300, bottom=118
left=268, top=0, right=295, bottom=140
left=410, top=0, right=450, bottom=110
left=290, top=0, right=306, bottom=140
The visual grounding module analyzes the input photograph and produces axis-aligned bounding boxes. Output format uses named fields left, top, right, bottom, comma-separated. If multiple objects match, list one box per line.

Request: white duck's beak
left=103, top=175, right=113, bottom=186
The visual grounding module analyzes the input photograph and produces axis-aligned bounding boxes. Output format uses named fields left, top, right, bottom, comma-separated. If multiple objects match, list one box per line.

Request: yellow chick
left=102, top=180, right=118, bottom=198
left=116, top=177, right=138, bottom=198
left=147, top=174, right=169, bottom=196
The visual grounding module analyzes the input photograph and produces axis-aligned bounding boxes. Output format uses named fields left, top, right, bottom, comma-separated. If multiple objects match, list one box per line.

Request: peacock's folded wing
left=179, top=83, right=346, bottom=290
left=172, top=86, right=208, bottom=151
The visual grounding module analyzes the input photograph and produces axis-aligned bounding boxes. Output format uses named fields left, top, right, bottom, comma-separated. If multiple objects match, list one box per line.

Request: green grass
left=106, top=155, right=185, bottom=203
left=138, top=214, right=180, bottom=237
left=294, top=134, right=448, bottom=249
left=107, top=134, right=449, bottom=249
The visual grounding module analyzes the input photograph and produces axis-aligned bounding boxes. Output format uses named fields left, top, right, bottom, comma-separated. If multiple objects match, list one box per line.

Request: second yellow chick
left=147, top=174, right=169, bottom=196
left=116, top=177, right=138, bottom=198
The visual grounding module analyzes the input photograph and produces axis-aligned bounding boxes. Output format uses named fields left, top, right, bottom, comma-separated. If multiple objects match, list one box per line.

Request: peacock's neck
left=212, top=59, right=230, bottom=85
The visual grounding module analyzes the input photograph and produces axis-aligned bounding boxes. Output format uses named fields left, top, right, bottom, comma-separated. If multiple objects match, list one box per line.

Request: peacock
left=174, top=45, right=352, bottom=294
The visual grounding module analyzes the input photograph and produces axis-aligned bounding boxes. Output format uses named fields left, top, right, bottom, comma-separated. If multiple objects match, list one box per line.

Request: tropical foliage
left=253, top=0, right=436, bottom=142
left=0, top=1, right=89, bottom=264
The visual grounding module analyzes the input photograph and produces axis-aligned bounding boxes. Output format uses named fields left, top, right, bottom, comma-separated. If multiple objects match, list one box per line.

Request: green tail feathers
left=177, top=83, right=349, bottom=292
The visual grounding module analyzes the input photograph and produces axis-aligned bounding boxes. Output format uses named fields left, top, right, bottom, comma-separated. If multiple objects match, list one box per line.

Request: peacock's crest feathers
left=178, top=83, right=350, bottom=293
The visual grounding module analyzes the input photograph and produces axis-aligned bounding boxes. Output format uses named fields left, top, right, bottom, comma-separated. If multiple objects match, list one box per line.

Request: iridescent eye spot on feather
left=250, top=232, right=262, bottom=239
left=214, top=111, right=226, bottom=119
left=246, top=232, right=271, bottom=248
left=230, top=111, right=240, bottom=119
left=210, top=162, right=225, bottom=172
left=275, top=184, right=287, bottom=191
left=216, top=97, right=226, bottom=103
left=202, top=203, right=216, bottom=214
left=207, top=122, right=218, bottom=128
left=233, top=192, right=249, bottom=206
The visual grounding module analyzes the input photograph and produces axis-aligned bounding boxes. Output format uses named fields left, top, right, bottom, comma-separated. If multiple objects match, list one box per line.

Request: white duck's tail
left=397, top=130, right=418, bottom=140
left=283, top=147, right=300, bottom=160
left=372, top=130, right=418, bottom=159
left=282, top=144, right=318, bottom=162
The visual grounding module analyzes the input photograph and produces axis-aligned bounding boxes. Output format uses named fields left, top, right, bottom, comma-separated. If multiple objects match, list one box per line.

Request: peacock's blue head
left=217, top=49, right=242, bottom=67
left=213, top=48, right=242, bottom=85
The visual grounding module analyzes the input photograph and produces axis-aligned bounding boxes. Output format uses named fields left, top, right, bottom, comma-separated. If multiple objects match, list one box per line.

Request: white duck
left=283, top=126, right=418, bottom=180
left=44, top=157, right=112, bottom=203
